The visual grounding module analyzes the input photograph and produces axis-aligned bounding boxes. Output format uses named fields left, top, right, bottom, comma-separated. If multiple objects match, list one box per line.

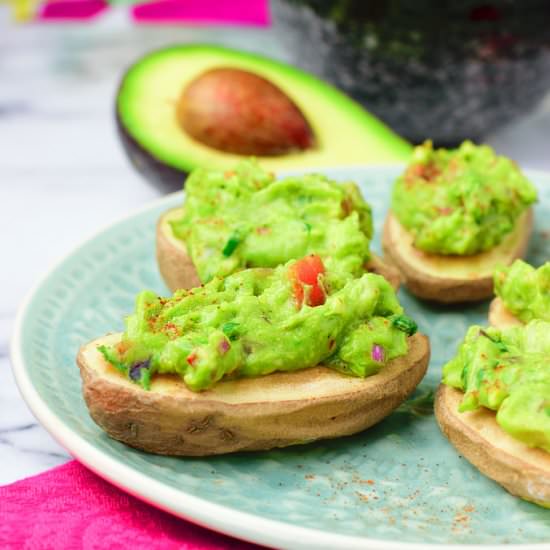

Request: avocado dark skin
left=116, top=110, right=186, bottom=190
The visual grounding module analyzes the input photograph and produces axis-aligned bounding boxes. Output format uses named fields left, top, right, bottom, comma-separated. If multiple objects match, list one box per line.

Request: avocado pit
left=177, top=67, right=316, bottom=156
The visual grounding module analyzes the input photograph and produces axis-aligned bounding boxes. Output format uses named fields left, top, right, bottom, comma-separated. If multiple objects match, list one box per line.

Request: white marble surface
left=2, top=6, right=550, bottom=487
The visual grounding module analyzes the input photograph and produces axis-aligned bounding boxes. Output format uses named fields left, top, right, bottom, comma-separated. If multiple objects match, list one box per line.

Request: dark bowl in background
left=272, top=0, right=550, bottom=145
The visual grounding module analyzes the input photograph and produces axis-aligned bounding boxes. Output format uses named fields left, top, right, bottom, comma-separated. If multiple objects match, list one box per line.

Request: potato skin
left=157, top=207, right=401, bottom=292
left=382, top=211, right=533, bottom=304
left=435, top=384, right=550, bottom=508
left=156, top=209, right=200, bottom=291
left=78, top=333, right=429, bottom=456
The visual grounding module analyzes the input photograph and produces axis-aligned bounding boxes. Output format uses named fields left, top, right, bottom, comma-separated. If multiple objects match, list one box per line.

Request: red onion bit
left=129, top=358, right=151, bottom=381
left=371, top=344, right=385, bottom=363
left=219, top=339, right=231, bottom=355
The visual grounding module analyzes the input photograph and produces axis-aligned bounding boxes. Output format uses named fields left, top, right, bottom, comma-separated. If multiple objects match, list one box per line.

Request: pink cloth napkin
left=0, top=460, right=263, bottom=549
left=37, top=0, right=269, bottom=24
left=38, top=0, right=108, bottom=21
left=131, top=0, right=270, bottom=25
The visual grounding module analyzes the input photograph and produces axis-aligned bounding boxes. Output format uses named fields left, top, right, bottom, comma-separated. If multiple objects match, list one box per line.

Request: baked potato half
left=78, top=332, right=430, bottom=456
left=435, top=384, right=550, bottom=508
left=382, top=210, right=533, bottom=303
left=157, top=207, right=401, bottom=292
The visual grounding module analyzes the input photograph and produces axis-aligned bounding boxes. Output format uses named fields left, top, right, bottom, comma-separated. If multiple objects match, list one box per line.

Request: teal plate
left=12, top=167, right=550, bottom=549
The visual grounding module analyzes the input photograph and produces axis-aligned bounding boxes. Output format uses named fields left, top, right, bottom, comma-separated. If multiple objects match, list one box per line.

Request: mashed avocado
left=442, top=321, right=550, bottom=452
left=392, top=141, right=536, bottom=255
left=99, top=256, right=416, bottom=392
left=170, top=160, right=373, bottom=283
left=494, top=260, right=550, bottom=323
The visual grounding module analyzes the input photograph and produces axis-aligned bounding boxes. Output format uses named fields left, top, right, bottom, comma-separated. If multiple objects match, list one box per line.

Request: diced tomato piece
left=294, top=254, right=325, bottom=284
left=187, top=352, right=197, bottom=366
left=307, top=283, right=326, bottom=307
left=290, top=255, right=326, bottom=307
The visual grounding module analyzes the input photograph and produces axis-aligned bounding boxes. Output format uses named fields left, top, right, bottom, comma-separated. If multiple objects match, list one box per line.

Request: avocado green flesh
left=171, top=160, right=373, bottom=283
left=391, top=140, right=537, bottom=255
left=442, top=321, right=550, bottom=452
left=99, top=261, right=413, bottom=392
left=495, top=260, right=550, bottom=323
left=116, top=44, right=411, bottom=174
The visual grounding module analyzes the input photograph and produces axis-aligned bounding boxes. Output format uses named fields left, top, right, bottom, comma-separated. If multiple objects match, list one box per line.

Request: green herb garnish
left=391, top=314, right=418, bottom=336
left=222, top=321, right=240, bottom=340
left=98, top=345, right=128, bottom=375
left=222, top=234, right=241, bottom=256
left=396, top=389, right=434, bottom=416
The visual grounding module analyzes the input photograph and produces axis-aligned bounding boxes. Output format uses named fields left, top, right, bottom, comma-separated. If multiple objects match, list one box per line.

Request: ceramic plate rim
left=10, top=165, right=550, bottom=550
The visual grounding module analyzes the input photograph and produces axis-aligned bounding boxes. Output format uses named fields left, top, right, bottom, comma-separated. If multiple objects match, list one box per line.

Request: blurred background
left=1, top=0, right=550, bottom=482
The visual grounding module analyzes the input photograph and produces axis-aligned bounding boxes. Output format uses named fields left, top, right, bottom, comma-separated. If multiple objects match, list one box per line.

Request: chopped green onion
left=222, top=234, right=240, bottom=256
left=222, top=321, right=240, bottom=340
left=391, top=314, right=418, bottom=336
left=479, top=329, right=507, bottom=352
left=97, top=345, right=127, bottom=375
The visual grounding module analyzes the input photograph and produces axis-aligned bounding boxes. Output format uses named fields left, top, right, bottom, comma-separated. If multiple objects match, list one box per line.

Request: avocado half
left=116, top=44, right=411, bottom=187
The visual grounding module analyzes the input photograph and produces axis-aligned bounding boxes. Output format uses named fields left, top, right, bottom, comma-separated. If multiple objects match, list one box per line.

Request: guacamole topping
left=494, top=260, right=550, bottom=323
left=170, top=160, right=373, bottom=283
left=442, top=321, right=550, bottom=452
left=392, top=140, right=536, bottom=255
left=99, top=256, right=416, bottom=392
